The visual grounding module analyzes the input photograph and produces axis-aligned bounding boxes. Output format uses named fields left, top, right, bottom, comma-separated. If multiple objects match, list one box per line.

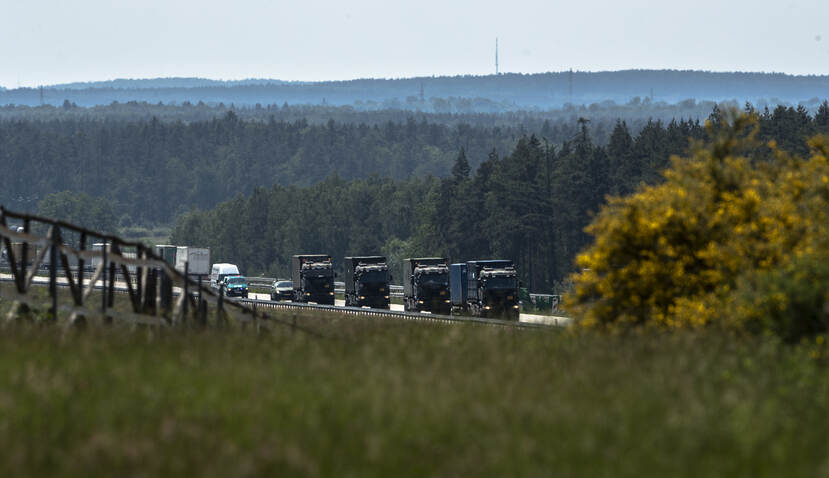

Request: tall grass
left=0, top=312, right=827, bottom=477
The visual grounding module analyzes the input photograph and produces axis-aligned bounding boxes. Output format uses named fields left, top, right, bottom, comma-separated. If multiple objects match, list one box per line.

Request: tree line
left=0, top=112, right=700, bottom=224
left=4, top=102, right=824, bottom=227
left=0, top=97, right=721, bottom=127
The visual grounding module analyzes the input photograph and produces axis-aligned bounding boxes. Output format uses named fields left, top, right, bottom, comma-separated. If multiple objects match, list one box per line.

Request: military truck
left=450, top=260, right=520, bottom=320
left=291, top=254, right=335, bottom=305
left=402, top=257, right=450, bottom=314
left=343, top=256, right=391, bottom=309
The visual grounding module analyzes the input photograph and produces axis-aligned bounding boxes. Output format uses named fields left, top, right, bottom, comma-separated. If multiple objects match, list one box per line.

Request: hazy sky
left=2, top=0, right=828, bottom=88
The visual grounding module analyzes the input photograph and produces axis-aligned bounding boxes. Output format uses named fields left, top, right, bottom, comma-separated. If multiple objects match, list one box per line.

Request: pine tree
left=451, top=147, right=471, bottom=182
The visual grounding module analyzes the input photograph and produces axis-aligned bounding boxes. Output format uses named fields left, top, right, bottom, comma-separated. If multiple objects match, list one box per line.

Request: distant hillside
left=2, top=70, right=829, bottom=111
left=49, top=77, right=297, bottom=90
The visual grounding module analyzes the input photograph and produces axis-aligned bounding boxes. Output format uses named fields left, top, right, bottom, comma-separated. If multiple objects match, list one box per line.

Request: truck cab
left=403, top=258, right=450, bottom=314
left=344, top=256, right=391, bottom=309
left=292, top=254, right=335, bottom=305
left=464, top=260, right=520, bottom=320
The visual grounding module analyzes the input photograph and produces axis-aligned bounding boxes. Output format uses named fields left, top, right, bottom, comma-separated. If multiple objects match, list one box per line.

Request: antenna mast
left=495, top=37, right=499, bottom=75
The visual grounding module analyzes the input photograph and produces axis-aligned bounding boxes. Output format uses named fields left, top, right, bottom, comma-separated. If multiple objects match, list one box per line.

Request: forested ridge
left=0, top=98, right=722, bottom=126
left=5, top=70, right=829, bottom=108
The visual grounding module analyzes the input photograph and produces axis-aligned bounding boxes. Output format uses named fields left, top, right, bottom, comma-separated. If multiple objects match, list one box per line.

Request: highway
left=0, top=272, right=570, bottom=327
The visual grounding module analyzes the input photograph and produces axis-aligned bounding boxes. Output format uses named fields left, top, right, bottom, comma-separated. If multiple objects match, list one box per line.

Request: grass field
left=0, top=298, right=828, bottom=477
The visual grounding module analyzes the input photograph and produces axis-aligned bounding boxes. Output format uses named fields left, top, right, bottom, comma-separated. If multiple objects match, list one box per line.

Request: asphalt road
left=0, top=274, right=570, bottom=327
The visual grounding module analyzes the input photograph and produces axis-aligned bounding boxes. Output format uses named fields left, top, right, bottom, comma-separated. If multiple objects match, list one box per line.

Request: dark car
left=223, top=275, right=249, bottom=298
left=271, top=279, right=293, bottom=301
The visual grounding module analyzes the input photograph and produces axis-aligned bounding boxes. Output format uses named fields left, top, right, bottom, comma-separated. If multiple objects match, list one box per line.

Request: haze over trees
left=0, top=97, right=722, bottom=126
left=3, top=70, right=829, bottom=110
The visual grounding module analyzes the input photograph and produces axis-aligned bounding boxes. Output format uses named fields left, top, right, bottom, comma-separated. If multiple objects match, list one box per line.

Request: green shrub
left=725, top=255, right=829, bottom=342
left=569, top=111, right=829, bottom=340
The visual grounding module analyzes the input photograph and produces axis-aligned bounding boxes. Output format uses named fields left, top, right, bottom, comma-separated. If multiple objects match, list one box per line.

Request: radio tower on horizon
left=495, top=37, right=499, bottom=75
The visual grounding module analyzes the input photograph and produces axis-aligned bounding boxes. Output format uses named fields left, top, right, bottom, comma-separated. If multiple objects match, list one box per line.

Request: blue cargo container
left=450, top=263, right=468, bottom=307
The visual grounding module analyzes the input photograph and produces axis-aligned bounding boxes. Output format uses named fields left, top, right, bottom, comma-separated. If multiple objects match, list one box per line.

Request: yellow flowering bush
left=570, top=112, right=829, bottom=339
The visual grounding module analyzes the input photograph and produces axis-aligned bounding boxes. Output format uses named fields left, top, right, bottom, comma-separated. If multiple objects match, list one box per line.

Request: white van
left=210, top=263, right=240, bottom=289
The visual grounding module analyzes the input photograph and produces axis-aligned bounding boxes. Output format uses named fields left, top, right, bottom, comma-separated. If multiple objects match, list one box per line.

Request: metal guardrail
left=236, top=298, right=554, bottom=329
left=247, top=277, right=560, bottom=309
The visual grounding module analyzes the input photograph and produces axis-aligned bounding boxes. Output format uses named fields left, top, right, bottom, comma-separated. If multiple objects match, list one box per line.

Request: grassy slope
left=0, top=311, right=827, bottom=477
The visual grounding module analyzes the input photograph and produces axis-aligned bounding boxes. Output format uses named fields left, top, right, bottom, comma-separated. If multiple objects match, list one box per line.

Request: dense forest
left=2, top=102, right=825, bottom=229
left=4, top=70, right=829, bottom=109
left=169, top=104, right=829, bottom=291
left=0, top=112, right=699, bottom=223
left=169, top=118, right=704, bottom=290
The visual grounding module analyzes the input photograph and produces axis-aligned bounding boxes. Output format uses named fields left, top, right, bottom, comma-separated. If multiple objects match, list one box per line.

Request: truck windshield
left=484, top=277, right=516, bottom=289
left=418, top=272, right=448, bottom=286
left=307, top=268, right=333, bottom=277
left=306, top=276, right=332, bottom=288
left=358, top=270, right=388, bottom=284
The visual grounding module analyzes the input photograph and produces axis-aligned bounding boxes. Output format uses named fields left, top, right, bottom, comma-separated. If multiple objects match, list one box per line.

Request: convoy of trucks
left=2, top=232, right=526, bottom=320
left=291, top=254, right=335, bottom=305
left=344, top=256, right=391, bottom=309
left=402, top=257, right=451, bottom=314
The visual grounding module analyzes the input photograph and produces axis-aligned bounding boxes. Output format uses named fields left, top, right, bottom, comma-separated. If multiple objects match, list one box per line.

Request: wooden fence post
left=49, top=225, right=58, bottom=322
left=182, top=261, right=189, bottom=324
left=107, top=242, right=116, bottom=324
left=101, top=240, right=108, bottom=316
left=78, top=232, right=85, bottom=300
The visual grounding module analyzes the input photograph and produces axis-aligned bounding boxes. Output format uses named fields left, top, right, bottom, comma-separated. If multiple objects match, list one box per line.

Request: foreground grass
left=0, top=315, right=828, bottom=477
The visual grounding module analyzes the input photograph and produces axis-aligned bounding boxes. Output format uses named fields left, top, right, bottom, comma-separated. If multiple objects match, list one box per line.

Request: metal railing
left=0, top=207, right=270, bottom=329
